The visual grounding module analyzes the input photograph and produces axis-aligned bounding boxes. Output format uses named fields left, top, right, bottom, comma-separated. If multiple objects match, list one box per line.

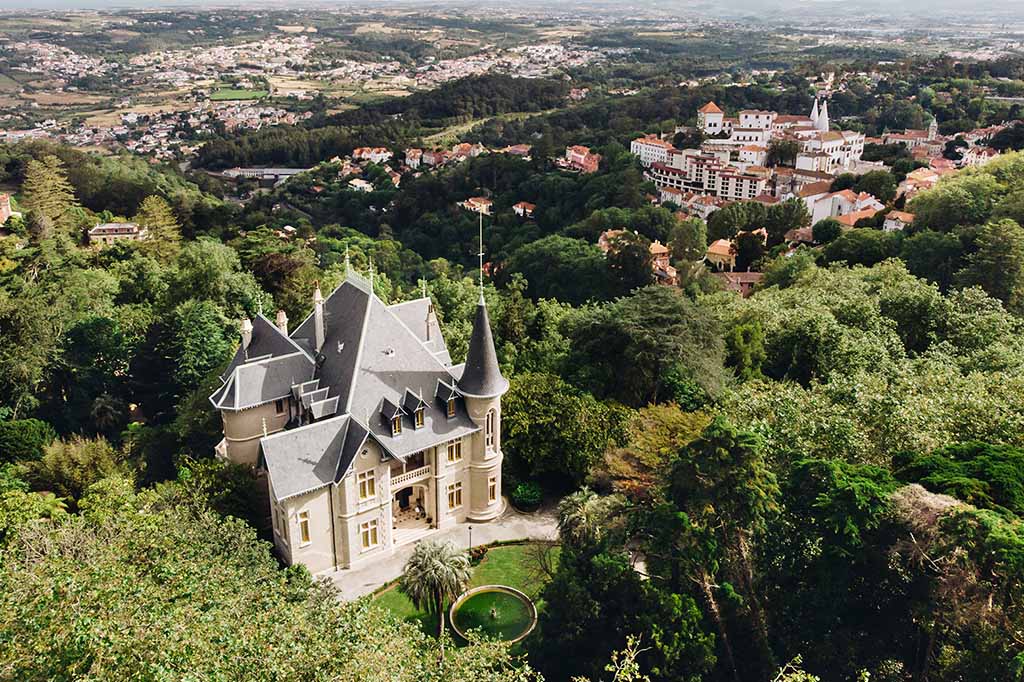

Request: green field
left=373, top=542, right=558, bottom=636
left=209, top=88, right=269, bottom=101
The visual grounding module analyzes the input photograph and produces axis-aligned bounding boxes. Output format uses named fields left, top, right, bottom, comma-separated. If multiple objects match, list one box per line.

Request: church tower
left=810, top=99, right=820, bottom=128
left=816, top=100, right=830, bottom=132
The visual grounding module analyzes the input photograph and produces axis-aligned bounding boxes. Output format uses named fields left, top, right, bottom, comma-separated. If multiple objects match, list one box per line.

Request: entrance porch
left=392, top=483, right=432, bottom=547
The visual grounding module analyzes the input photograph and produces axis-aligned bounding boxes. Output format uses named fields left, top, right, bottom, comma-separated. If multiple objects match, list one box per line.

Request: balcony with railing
left=391, top=465, right=432, bottom=489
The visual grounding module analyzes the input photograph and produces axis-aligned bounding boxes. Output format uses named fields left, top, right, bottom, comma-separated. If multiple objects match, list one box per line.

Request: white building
left=630, top=134, right=676, bottom=167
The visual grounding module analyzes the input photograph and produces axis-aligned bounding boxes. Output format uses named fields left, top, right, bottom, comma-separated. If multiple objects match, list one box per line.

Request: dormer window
left=402, top=388, right=428, bottom=430
left=436, top=379, right=459, bottom=420
left=392, top=416, right=402, bottom=436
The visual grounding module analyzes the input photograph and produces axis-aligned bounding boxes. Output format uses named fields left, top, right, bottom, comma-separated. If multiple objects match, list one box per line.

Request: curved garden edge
left=449, top=584, right=539, bottom=644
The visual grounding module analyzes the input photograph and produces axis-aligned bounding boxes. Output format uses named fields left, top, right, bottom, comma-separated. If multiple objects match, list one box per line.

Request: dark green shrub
left=511, top=481, right=543, bottom=512
left=0, top=419, right=57, bottom=465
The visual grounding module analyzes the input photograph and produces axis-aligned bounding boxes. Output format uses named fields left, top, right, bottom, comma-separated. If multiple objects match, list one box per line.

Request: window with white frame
left=447, top=481, right=463, bottom=510
left=485, top=409, right=496, bottom=450
left=447, top=398, right=456, bottom=418
left=357, top=470, right=376, bottom=500
left=360, top=519, right=379, bottom=549
left=391, top=415, right=402, bottom=436
left=446, top=438, right=462, bottom=463
left=488, top=475, right=498, bottom=502
left=414, top=407, right=425, bottom=428
left=298, top=511, right=311, bottom=545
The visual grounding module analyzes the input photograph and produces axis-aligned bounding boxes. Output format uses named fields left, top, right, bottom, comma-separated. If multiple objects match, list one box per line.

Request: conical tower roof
left=817, top=100, right=830, bottom=132
left=457, top=295, right=508, bottom=398
left=810, top=99, right=819, bottom=126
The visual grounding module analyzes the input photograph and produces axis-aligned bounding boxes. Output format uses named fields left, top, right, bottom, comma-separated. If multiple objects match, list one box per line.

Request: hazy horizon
left=1, top=0, right=1023, bottom=25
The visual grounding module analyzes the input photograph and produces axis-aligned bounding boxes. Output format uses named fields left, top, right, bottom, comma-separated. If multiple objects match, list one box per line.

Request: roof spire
left=368, top=257, right=375, bottom=295
left=421, top=278, right=428, bottom=299
left=344, top=245, right=351, bottom=275
left=817, top=99, right=830, bottom=132
left=458, top=294, right=508, bottom=399
left=478, top=211, right=485, bottom=303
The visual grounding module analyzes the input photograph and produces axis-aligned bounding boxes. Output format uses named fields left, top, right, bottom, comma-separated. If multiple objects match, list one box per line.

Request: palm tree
left=557, top=486, right=626, bottom=548
left=399, top=539, right=472, bottom=663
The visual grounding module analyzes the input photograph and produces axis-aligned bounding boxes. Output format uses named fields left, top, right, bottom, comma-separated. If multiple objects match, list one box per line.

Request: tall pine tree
left=135, top=195, right=182, bottom=260
left=21, top=155, right=80, bottom=237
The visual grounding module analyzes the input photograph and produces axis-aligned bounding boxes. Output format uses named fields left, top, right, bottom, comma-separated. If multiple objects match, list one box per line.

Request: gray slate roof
left=213, top=273, right=505, bottom=500
left=221, top=314, right=311, bottom=381
left=457, top=297, right=509, bottom=398
left=259, top=415, right=370, bottom=501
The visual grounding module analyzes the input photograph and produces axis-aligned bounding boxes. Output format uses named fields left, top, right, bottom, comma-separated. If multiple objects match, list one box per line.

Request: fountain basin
left=449, top=585, right=538, bottom=643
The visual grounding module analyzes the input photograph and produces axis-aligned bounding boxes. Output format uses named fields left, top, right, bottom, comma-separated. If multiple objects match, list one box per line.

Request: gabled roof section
left=259, top=415, right=372, bottom=502
left=403, top=388, right=428, bottom=414
left=221, top=314, right=311, bottom=381
left=388, top=297, right=452, bottom=366
left=291, top=276, right=374, bottom=414
left=436, top=378, right=458, bottom=402
left=211, top=351, right=315, bottom=411
left=211, top=314, right=316, bottom=411
left=380, top=397, right=405, bottom=422
left=699, top=101, right=723, bottom=114
left=352, top=292, right=477, bottom=454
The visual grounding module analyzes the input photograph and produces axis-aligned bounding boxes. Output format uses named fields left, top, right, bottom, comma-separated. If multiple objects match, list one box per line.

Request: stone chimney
left=240, top=317, right=253, bottom=353
left=275, top=309, right=289, bottom=334
left=313, top=284, right=325, bottom=352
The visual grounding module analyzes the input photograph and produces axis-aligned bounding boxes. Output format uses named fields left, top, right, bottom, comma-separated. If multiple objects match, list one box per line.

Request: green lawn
left=209, top=88, right=269, bottom=101
left=373, top=542, right=558, bottom=637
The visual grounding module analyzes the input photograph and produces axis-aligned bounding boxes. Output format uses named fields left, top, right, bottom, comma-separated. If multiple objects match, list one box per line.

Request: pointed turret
left=457, top=294, right=508, bottom=398
left=810, top=99, right=820, bottom=127
left=816, top=100, right=830, bottom=132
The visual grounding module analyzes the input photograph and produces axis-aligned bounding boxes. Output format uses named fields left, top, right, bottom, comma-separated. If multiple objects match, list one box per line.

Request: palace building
left=209, top=268, right=508, bottom=575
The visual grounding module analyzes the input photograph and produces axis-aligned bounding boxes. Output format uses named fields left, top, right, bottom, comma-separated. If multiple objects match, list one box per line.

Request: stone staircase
left=392, top=525, right=434, bottom=547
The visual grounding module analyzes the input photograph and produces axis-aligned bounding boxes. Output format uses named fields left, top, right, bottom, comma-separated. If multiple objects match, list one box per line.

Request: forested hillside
left=3, top=59, right=1024, bottom=680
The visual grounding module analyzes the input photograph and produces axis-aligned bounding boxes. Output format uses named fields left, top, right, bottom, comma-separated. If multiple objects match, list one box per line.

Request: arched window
left=485, top=409, right=496, bottom=450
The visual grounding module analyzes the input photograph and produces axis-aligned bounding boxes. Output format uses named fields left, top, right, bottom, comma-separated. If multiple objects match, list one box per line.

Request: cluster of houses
left=634, top=99, right=871, bottom=205
left=879, top=118, right=1004, bottom=169
left=620, top=100, right=1018, bottom=293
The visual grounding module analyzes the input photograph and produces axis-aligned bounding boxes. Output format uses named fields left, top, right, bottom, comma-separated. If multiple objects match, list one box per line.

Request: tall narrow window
left=415, top=407, right=425, bottom=428
left=485, top=409, right=496, bottom=450
left=298, top=511, right=311, bottom=545
left=447, top=482, right=463, bottom=510
left=360, top=520, right=379, bottom=549
left=275, top=398, right=285, bottom=415
left=488, top=475, right=498, bottom=502
left=446, top=438, right=462, bottom=464
left=358, top=471, right=376, bottom=500
left=392, top=415, right=402, bottom=436
left=447, top=398, right=456, bottom=418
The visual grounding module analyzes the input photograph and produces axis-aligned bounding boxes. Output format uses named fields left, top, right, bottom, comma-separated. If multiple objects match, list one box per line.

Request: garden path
left=327, top=501, right=558, bottom=601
